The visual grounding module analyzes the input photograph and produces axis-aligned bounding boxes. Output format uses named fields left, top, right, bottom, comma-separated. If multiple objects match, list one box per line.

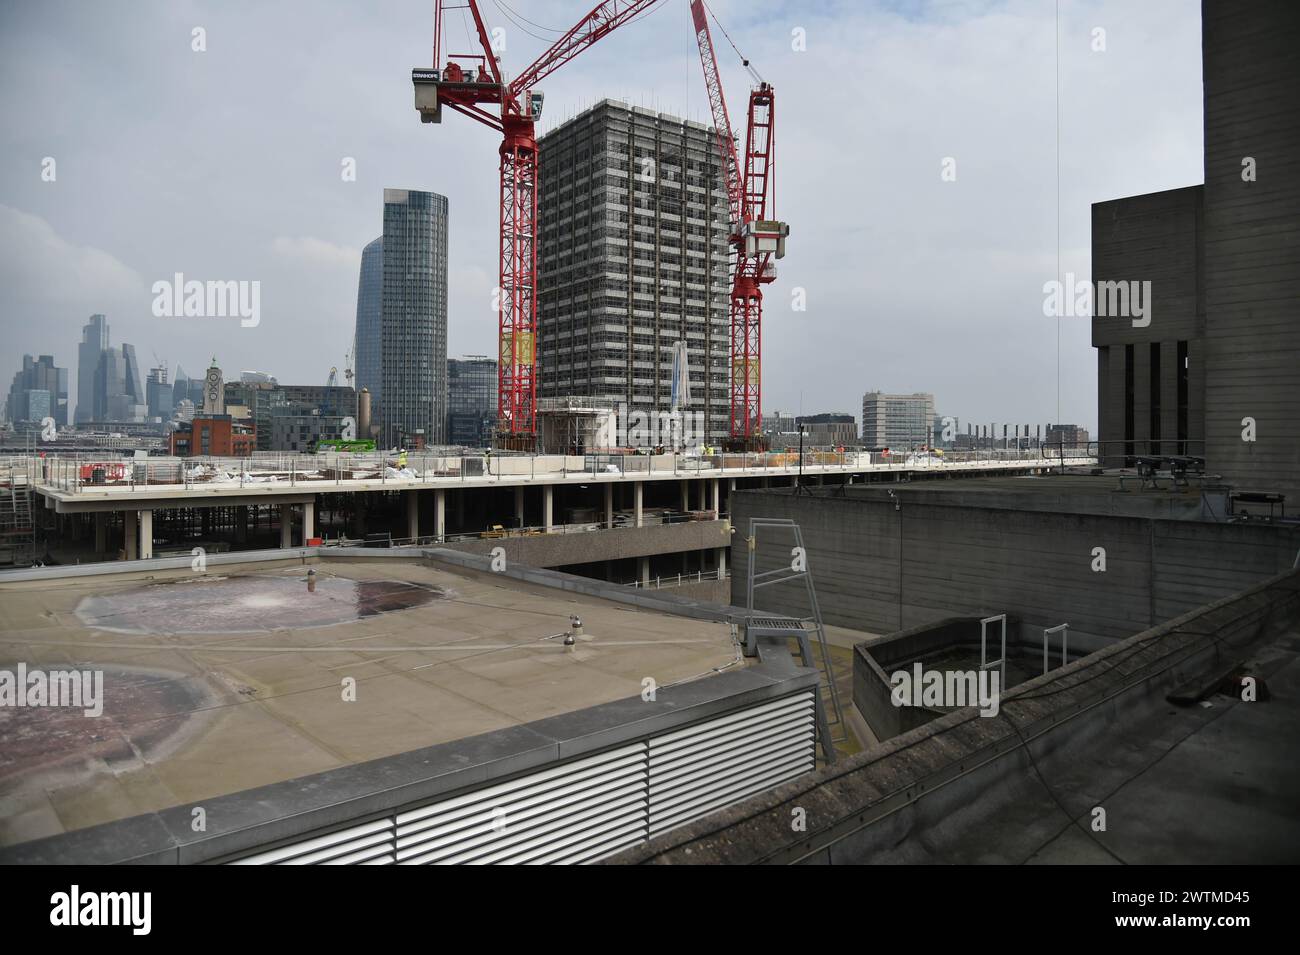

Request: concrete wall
left=729, top=489, right=1300, bottom=649
left=1092, top=185, right=1205, bottom=466
left=1200, top=0, right=1300, bottom=501
left=614, top=568, right=1300, bottom=864
left=447, top=519, right=731, bottom=569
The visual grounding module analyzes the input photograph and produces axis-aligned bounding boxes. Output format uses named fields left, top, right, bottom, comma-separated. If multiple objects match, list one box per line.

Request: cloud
left=0, top=204, right=144, bottom=308
left=270, top=236, right=361, bottom=271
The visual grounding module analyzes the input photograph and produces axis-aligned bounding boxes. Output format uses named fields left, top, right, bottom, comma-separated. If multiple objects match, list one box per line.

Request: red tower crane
left=413, top=0, right=664, bottom=449
left=690, top=0, right=788, bottom=446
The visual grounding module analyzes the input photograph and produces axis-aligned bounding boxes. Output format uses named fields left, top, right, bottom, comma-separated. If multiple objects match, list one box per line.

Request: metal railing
left=623, top=568, right=729, bottom=590
left=25, top=444, right=1094, bottom=495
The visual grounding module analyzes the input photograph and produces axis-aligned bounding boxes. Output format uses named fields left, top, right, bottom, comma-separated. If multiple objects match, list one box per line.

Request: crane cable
left=703, top=0, right=762, bottom=83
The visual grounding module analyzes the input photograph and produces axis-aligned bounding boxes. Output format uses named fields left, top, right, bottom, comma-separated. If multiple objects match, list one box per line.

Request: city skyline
left=0, top=1, right=1207, bottom=434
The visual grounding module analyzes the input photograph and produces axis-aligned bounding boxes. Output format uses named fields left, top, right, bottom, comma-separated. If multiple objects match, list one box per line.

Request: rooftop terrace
left=0, top=556, right=740, bottom=848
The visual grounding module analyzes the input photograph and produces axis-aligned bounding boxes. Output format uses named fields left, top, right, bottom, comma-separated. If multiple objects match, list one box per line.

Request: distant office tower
left=146, top=366, right=172, bottom=420
left=537, top=99, right=732, bottom=445
left=861, top=392, right=936, bottom=448
left=76, top=314, right=109, bottom=424
left=172, top=364, right=196, bottom=412
left=761, top=410, right=796, bottom=434
left=448, top=355, right=498, bottom=446
left=5, top=354, right=68, bottom=427
left=353, top=236, right=383, bottom=406
left=796, top=413, right=858, bottom=446
left=94, top=344, right=146, bottom=422
left=224, top=380, right=357, bottom=451
left=1045, top=423, right=1090, bottom=447
left=375, top=189, right=448, bottom=447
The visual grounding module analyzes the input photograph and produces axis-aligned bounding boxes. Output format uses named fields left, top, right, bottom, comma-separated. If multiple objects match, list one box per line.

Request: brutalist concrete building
left=537, top=100, right=732, bottom=445
left=1093, top=0, right=1299, bottom=500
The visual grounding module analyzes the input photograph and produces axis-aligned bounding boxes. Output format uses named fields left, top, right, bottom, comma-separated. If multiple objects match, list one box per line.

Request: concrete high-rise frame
left=537, top=100, right=732, bottom=446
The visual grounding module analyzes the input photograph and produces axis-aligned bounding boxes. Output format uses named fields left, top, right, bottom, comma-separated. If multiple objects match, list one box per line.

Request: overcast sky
left=0, top=0, right=1204, bottom=430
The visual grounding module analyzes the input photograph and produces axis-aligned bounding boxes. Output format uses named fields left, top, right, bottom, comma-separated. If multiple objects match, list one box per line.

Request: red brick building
left=169, top=415, right=257, bottom=457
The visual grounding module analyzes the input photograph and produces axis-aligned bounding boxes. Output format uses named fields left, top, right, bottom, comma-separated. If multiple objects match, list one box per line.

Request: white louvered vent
left=648, top=691, right=816, bottom=837
left=225, top=689, right=816, bottom=865
left=395, top=743, right=648, bottom=865
left=228, top=817, right=396, bottom=866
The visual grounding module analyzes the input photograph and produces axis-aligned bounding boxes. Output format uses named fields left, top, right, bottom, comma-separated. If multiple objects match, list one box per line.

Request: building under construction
left=537, top=99, right=733, bottom=446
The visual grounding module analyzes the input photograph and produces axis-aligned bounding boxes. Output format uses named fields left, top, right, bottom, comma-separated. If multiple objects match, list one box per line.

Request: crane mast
left=414, top=0, right=663, bottom=449
left=690, top=0, right=788, bottom=445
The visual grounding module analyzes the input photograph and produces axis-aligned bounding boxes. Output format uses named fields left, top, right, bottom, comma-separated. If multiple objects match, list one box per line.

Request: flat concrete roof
left=612, top=570, right=1300, bottom=864
left=0, top=557, right=739, bottom=848
left=27, top=455, right=1079, bottom=513
left=776, top=470, right=1220, bottom=520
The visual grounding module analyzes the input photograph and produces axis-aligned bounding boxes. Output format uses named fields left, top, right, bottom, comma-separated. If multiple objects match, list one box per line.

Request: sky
left=0, top=0, right=1205, bottom=431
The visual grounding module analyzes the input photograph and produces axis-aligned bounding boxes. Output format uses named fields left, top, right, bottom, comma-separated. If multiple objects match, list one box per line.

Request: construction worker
left=397, top=447, right=407, bottom=469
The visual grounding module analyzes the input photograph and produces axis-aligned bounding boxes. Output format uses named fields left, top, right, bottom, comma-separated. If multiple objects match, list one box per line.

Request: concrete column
left=680, top=480, right=689, bottom=512
left=139, top=509, right=153, bottom=560
left=543, top=484, right=553, bottom=532
left=761, top=476, right=770, bottom=489
left=280, top=503, right=292, bottom=549
left=515, top=486, right=525, bottom=528
left=123, top=511, right=137, bottom=561
left=711, top=479, right=720, bottom=516
left=406, top=490, right=419, bottom=541
left=434, top=488, right=446, bottom=542
left=455, top=488, right=465, bottom=527
left=604, top=483, right=613, bottom=529
left=697, top=479, right=707, bottom=511
left=235, top=506, right=248, bottom=543
left=638, top=556, right=650, bottom=586
left=94, top=513, right=107, bottom=555
left=634, top=481, right=643, bottom=528
left=303, top=500, right=315, bottom=542
left=717, top=546, right=727, bottom=578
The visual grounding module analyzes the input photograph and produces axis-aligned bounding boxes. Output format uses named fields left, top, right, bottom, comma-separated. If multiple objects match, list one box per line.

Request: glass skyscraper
left=5, top=354, right=67, bottom=426
left=448, top=356, right=497, bottom=446
left=94, top=343, right=145, bottom=422
left=353, top=236, right=383, bottom=408
left=76, top=314, right=108, bottom=424
left=376, top=188, right=448, bottom=447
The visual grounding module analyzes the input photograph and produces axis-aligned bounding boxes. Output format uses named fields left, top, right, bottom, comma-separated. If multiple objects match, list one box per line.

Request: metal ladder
left=745, top=518, right=846, bottom=760
left=1, top=466, right=35, bottom=566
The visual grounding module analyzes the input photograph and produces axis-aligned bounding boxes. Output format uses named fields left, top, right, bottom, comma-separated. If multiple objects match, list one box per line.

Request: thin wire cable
left=494, top=0, right=564, bottom=34
left=491, top=0, right=559, bottom=44
left=703, top=0, right=758, bottom=80
left=1055, top=0, right=1061, bottom=428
